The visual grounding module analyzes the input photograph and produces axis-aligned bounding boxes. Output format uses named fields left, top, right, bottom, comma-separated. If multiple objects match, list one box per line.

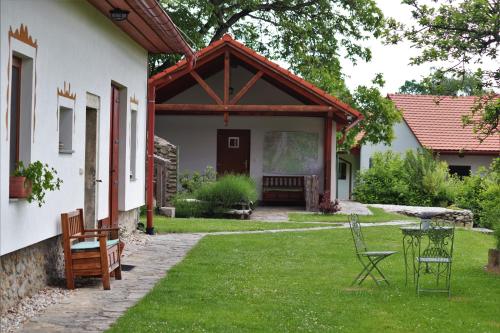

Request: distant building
left=338, top=94, right=499, bottom=200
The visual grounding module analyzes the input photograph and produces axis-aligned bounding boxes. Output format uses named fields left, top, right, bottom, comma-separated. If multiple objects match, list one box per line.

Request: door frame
left=109, top=84, right=121, bottom=229
left=84, top=100, right=100, bottom=229
left=216, top=129, right=251, bottom=175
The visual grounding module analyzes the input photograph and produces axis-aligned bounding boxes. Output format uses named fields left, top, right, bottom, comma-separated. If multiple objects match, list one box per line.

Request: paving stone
left=17, top=234, right=203, bottom=333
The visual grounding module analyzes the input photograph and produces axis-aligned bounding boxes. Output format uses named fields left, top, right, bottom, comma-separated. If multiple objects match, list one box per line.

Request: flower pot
left=9, top=176, right=32, bottom=199
left=487, top=249, right=500, bottom=274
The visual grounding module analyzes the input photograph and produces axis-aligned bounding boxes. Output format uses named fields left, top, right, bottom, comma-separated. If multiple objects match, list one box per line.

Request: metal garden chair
left=416, top=219, right=455, bottom=296
left=348, top=214, right=397, bottom=286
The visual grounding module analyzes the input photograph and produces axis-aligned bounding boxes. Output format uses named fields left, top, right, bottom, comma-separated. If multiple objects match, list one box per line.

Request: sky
left=340, top=0, right=435, bottom=95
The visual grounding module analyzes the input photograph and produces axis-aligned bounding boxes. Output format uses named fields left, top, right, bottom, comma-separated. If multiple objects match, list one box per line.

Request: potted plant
left=487, top=224, right=500, bottom=274
left=10, top=161, right=63, bottom=207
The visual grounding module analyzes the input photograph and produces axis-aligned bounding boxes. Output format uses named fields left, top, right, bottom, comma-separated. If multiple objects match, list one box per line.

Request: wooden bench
left=61, top=209, right=121, bottom=290
left=262, top=176, right=305, bottom=205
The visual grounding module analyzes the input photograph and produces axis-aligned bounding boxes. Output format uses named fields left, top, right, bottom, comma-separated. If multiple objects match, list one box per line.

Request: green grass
left=289, top=206, right=417, bottom=223
left=149, top=215, right=340, bottom=233
left=108, top=227, right=499, bottom=333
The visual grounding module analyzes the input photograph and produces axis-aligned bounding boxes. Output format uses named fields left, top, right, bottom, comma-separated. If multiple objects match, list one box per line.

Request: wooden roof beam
left=230, top=71, right=263, bottom=105
left=190, top=71, right=223, bottom=105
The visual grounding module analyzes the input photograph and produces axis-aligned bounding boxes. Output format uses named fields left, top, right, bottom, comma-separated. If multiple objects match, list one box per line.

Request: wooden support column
left=323, top=115, right=333, bottom=201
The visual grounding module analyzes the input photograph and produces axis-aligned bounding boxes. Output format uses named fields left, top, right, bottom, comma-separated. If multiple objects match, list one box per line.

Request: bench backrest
left=263, top=176, right=304, bottom=188
left=61, top=209, right=85, bottom=247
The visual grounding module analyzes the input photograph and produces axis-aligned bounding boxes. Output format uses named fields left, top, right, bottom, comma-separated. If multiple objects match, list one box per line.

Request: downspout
left=145, top=56, right=194, bottom=235
left=146, top=81, right=156, bottom=235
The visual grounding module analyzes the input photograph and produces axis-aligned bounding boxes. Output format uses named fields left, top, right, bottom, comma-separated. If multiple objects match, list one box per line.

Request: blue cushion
left=71, top=239, right=119, bottom=250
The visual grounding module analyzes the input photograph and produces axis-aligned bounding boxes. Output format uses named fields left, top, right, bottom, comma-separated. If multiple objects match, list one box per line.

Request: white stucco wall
left=439, top=154, right=497, bottom=174
left=156, top=116, right=334, bottom=199
left=0, top=1, right=148, bottom=255
left=360, top=120, right=421, bottom=170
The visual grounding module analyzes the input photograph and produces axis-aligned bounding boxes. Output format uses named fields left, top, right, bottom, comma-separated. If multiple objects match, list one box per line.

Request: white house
left=0, top=0, right=192, bottom=311
left=148, top=35, right=363, bottom=211
left=337, top=94, right=500, bottom=200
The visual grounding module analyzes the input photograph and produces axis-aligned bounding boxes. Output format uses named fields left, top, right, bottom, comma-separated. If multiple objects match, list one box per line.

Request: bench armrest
left=69, top=233, right=106, bottom=239
left=85, top=228, right=120, bottom=233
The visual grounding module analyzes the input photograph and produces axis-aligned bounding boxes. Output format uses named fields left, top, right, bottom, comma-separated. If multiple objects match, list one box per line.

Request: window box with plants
left=9, top=161, right=63, bottom=206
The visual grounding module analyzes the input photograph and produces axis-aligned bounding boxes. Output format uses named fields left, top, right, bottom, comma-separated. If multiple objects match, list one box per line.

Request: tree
left=399, top=70, right=485, bottom=96
left=387, top=0, right=500, bottom=140
left=157, top=0, right=402, bottom=148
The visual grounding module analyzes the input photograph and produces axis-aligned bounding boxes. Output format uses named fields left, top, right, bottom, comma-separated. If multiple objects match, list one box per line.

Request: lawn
left=289, top=206, right=417, bottom=223
left=108, top=227, right=499, bottom=333
left=148, top=216, right=340, bottom=233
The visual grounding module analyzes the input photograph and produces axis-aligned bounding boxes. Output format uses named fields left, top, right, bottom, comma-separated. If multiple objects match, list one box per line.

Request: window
left=9, top=57, right=21, bottom=174
left=58, top=106, right=74, bottom=153
left=9, top=54, right=33, bottom=173
left=338, top=161, right=347, bottom=180
left=449, top=165, right=471, bottom=178
left=228, top=137, right=239, bottom=148
left=129, top=108, right=137, bottom=180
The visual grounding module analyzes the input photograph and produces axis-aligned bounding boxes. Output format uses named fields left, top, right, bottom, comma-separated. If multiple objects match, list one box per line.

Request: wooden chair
left=61, top=209, right=122, bottom=290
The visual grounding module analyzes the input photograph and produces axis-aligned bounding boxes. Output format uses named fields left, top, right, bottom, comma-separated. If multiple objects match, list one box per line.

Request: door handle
left=95, top=179, right=102, bottom=183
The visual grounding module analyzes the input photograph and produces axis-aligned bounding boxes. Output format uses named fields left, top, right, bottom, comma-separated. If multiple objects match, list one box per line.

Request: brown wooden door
left=109, top=85, right=120, bottom=228
left=217, top=129, right=250, bottom=175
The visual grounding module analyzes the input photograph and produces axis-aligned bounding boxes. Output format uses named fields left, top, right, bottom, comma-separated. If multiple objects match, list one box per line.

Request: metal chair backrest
left=419, top=219, right=455, bottom=259
left=349, top=214, right=367, bottom=254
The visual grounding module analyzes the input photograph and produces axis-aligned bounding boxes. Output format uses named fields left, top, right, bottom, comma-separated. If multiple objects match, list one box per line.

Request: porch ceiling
left=86, top=0, right=194, bottom=56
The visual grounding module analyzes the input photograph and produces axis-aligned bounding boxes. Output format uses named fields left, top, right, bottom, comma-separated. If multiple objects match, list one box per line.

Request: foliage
left=174, top=172, right=257, bottom=218
left=289, top=207, right=417, bottom=223
left=108, top=227, right=498, bottom=333
left=494, top=222, right=500, bottom=250
left=386, top=0, right=500, bottom=140
left=178, top=166, right=216, bottom=194
left=13, top=161, right=63, bottom=207
left=155, top=0, right=385, bottom=75
left=402, top=149, right=453, bottom=206
left=196, top=174, right=257, bottom=214
left=318, top=192, right=341, bottom=214
left=399, top=70, right=485, bottom=96
left=454, top=171, right=485, bottom=225
left=354, top=150, right=456, bottom=207
left=172, top=193, right=210, bottom=218
left=157, top=1, right=401, bottom=148
left=352, top=151, right=409, bottom=205
left=338, top=75, right=403, bottom=149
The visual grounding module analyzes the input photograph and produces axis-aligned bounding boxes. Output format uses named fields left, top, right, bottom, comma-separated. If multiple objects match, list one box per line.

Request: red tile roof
left=388, top=94, right=500, bottom=154
left=150, top=34, right=362, bottom=120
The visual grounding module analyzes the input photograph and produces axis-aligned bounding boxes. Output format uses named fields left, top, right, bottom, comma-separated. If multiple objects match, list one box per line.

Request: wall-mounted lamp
left=110, top=8, right=129, bottom=21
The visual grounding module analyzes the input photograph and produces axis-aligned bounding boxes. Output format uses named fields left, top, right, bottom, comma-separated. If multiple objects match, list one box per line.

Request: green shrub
left=196, top=174, right=257, bottom=213
left=179, top=166, right=216, bottom=194
left=479, top=183, right=500, bottom=229
left=353, top=151, right=410, bottom=204
left=172, top=193, right=211, bottom=218
left=402, top=149, right=454, bottom=206
left=494, top=224, right=500, bottom=250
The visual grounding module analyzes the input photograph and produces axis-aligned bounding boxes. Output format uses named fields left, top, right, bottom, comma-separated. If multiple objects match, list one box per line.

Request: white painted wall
left=439, top=154, right=497, bottom=174
left=0, top=1, right=148, bottom=255
left=360, top=120, right=421, bottom=170
left=156, top=116, right=332, bottom=199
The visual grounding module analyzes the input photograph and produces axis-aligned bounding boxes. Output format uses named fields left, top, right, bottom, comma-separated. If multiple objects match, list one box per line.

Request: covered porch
left=146, top=35, right=362, bottom=226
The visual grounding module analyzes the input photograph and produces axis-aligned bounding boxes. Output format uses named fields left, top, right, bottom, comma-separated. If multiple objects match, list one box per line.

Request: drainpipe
left=146, top=81, right=156, bottom=235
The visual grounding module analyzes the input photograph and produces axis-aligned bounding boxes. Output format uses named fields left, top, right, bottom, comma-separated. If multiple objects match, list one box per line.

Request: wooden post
left=224, top=51, right=230, bottom=104
left=324, top=115, right=333, bottom=201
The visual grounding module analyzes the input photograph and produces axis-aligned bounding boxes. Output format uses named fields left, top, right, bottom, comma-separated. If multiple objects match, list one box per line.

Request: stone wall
left=0, top=236, right=65, bottom=313
left=118, top=208, right=139, bottom=237
left=154, top=135, right=177, bottom=207
left=370, top=204, right=473, bottom=228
